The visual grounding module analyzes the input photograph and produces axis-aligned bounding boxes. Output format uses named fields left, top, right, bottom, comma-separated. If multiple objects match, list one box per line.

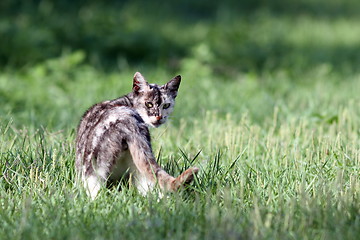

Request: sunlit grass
left=1, top=75, right=360, bottom=238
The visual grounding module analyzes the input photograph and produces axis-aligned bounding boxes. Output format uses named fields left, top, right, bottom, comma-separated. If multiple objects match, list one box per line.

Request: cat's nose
left=155, top=116, right=162, bottom=121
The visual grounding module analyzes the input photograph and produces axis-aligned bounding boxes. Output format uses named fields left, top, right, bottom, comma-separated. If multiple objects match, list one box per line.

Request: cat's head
left=131, top=72, right=181, bottom=128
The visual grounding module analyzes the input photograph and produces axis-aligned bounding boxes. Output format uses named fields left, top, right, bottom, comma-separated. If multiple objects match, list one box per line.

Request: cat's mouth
left=143, top=115, right=165, bottom=128
left=151, top=120, right=164, bottom=128
left=149, top=116, right=165, bottom=128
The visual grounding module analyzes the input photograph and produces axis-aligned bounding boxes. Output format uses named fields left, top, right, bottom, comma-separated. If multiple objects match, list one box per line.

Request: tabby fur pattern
left=75, top=72, right=198, bottom=199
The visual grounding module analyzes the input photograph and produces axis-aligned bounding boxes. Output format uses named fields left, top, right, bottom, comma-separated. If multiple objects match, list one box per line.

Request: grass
left=1, top=66, right=359, bottom=239
left=1, top=1, right=360, bottom=239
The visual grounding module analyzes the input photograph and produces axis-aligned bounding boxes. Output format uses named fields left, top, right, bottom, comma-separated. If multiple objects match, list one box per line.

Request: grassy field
left=1, top=1, right=360, bottom=239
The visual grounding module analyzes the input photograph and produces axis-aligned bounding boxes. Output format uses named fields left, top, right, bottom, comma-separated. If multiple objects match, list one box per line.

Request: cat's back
left=75, top=99, right=146, bottom=162
left=77, top=99, right=140, bottom=135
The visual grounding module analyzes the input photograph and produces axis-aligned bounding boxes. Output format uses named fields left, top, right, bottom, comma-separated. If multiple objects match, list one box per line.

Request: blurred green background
left=1, top=0, right=360, bottom=130
left=1, top=0, right=360, bottom=72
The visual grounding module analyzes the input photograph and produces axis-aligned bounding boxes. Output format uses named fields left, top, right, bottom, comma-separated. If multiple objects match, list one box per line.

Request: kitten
left=75, top=72, right=199, bottom=199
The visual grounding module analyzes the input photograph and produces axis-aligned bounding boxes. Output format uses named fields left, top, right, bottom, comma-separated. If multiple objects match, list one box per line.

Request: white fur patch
left=135, top=175, right=155, bottom=196
left=85, top=175, right=102, bottom=200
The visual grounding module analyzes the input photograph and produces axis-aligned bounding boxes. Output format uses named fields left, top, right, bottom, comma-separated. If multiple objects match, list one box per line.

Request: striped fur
left=75, top=72, right=198, bottom=199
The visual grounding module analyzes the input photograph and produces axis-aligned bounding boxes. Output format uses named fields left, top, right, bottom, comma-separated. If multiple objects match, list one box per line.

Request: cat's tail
left=170, top=167, right=199, bottom=191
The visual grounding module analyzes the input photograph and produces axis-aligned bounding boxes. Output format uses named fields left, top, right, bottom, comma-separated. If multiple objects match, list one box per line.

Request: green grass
left=1, top=1, right=360, bottom=239
left=1, top=65, right=359, bottom=239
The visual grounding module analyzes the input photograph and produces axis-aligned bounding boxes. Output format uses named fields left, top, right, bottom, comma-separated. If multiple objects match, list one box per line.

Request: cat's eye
left=145, top=102, right=153, bottom=108
left=163, top=103, right=170, bottom=109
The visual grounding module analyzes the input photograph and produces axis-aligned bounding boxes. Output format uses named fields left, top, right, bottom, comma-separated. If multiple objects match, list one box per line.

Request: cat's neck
left=109, top=93, right=134, bottom=108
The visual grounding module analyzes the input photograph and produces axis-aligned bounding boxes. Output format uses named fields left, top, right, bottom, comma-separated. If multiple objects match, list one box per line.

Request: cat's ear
left=163, top=75, right=181, bottom=97
left=133, top=72, right=149, bottom=93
